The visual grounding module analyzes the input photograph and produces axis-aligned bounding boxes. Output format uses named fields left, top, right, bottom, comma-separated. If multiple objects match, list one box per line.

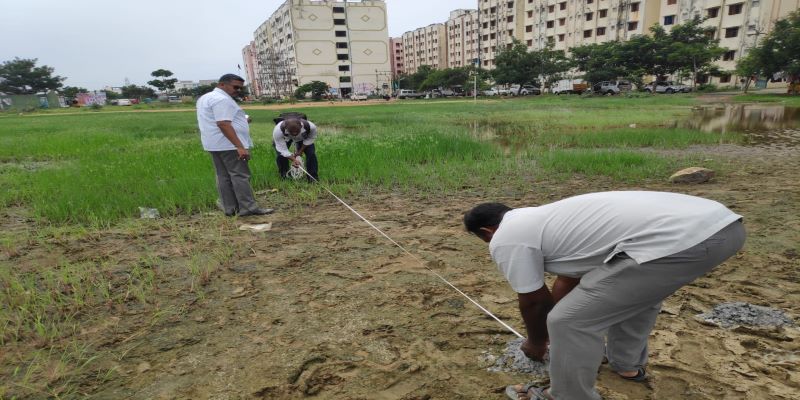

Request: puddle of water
left=683, top=104, right=800, bottom=147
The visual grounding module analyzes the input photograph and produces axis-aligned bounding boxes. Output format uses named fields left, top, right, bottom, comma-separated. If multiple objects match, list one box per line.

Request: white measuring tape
left=296, top=165, right=524, bottom=338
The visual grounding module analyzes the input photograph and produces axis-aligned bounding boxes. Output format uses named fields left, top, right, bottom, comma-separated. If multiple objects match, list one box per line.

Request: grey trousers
left=209, top=150, right=258, bottom=215
left=547, top=220, right=746, bottom=400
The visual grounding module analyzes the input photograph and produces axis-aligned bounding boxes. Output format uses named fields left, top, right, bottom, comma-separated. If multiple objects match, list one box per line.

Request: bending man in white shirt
left=463, top=191, right=745, bottom=400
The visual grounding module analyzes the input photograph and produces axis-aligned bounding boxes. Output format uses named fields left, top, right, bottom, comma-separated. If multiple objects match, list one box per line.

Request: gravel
left=482, top=338, right=549, bottom=376
left=697, top=302, right=795, bottom=328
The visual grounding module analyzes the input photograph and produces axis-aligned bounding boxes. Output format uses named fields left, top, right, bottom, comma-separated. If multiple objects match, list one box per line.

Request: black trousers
left=274, top=141, right=318, bottom=181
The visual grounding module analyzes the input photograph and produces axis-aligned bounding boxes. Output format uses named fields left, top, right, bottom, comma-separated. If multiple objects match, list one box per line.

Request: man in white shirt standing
left=463, top=191, right=746, bottom=400
left=196, top=74, right=273, bottom=217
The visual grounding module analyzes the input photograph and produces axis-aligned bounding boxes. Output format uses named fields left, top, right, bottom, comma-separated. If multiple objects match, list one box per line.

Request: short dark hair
left=463, top=203, right=512, bottom=235
left=219, top=73, right=245, bottom=83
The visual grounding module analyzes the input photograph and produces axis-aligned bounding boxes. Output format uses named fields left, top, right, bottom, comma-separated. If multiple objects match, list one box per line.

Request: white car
left=396, top=89, right=423, bottom=99
left=644, top=81, right=691, bottom=94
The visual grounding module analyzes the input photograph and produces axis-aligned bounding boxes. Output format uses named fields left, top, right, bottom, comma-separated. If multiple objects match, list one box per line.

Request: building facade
left=660, top=0, right=800, bottom=84
left=477, top=0, right=526, bottom=68
left=249, top=0, right=391, bottom=98
left=390, top=37, right=405, bottom=77
left=401, top=23, right=448, bottom=74
left=446, top=9, right=481, bottom=69
left=241, top=41, right=260, bottom=97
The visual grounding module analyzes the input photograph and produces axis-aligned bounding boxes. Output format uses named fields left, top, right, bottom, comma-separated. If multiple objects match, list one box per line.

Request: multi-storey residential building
left=446, top=9, right=481, bottom=69
left=477, top=0, right=526, bottom=68
left=660, top=0, right=800, bottom=85
left=249, top=0, right=390, bottom=98
left=241, top=41, right=260, bottom=97
left=401, top=23, right=447, bottom=74
left=390, top=37, right=404, bottom=77
left=523, top=0, right=662, bottom=52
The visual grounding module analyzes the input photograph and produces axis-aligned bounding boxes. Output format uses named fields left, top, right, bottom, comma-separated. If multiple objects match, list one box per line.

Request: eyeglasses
left=231, top=85, right=243, bottom=90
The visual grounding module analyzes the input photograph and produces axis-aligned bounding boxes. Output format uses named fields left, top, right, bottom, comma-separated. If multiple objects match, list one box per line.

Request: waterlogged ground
left=2, top=99, right=800, bottom=399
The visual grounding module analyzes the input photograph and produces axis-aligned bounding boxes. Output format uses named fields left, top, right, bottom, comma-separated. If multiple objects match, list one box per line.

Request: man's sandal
left=619, top=367, right=648, bottom=382
left=505, top=384, right=553, bottom=400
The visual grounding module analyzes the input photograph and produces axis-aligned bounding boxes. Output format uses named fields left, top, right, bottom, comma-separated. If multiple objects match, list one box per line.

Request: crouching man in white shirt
left=196, top=74, right=273, bottom=217
left=463, top=191, right=745, bottom=400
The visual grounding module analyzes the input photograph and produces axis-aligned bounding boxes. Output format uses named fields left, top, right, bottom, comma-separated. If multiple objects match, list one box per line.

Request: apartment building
left=390, top=37, right=404, bottom=76
left=477, top=0, right=527, bottom=68
left=241, top=41, right=259, bottom=97
left=522, top=0, right=661, bottom=52
left=446, top=9, right=481, bottom=69
left=249, top=0, right=390, bottom=98
left=401, top=23, right=447, bottom=74
left=660, top=0, right=800, bottom=85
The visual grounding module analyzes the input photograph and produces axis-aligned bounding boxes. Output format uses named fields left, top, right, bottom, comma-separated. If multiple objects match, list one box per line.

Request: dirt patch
left=2, top=145, right=799, bottom=399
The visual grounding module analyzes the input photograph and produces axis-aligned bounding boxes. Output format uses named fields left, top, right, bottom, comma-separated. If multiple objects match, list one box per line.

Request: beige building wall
left=446, top=9, right=481, bottom=69
left=660, top=0, right=800, bottom=85
left=241, top=41, right=259, bottom=97
left=478, top=0, right=526, bottom=69
left=251, top=0, right=390, bottom=98
left=522, top=0, right=662, bottom=52
left=401, top=23, right=447, bottom=74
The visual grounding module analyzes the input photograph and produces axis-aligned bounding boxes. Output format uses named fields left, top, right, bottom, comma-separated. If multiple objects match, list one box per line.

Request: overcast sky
left=0, top=0, right=477, bottom=90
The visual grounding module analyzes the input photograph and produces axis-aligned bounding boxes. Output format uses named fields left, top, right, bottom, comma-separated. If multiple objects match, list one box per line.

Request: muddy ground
left=4, top=120, right=800, bottom=400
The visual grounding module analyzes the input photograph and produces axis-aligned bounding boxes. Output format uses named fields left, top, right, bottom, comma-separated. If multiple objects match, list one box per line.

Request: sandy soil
left=3, top=137, right=799, bottom=399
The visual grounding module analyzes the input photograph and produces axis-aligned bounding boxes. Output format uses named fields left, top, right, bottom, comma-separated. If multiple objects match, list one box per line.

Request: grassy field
left=0, top=94, right=760, bottom=398
left=0, top=95, right=739, bottom=225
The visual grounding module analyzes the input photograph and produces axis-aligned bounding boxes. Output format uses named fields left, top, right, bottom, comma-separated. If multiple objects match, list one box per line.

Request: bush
left=696, top=83, right=718, bottom=92
left=90, top=103, right=103, bottom=111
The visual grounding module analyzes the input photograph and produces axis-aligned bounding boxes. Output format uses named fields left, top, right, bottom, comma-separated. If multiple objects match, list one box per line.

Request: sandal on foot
left=505, top=384, right=552, bottom=400
left=618, top=367, right=647, bottom=382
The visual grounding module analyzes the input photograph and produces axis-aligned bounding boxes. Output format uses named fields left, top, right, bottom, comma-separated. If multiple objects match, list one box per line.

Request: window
left=559, top=18, right=565, bottom=26
left=667, top=0, right=677, bottom=4
left=337, top=54, right=349, bottom=60
left=723, top=50, right=736, bottom=61
left=336, top=42, right=348, bottom=49
left=527, top=39, right=533, bottom=46
left=586, top=12, right=593, bottom=21
left=559, top=2, right=566, bottom=10
left=597, top=27, right=606, bottom=35
left=725, top=27, right=739, bottom=38
left=664, top=15, right=675, bottom=25
left=599, top=9, right=607, bottom=18
left=526, top=25, right=533, bottom=32
left=630, top=2, right=640, bottom=12
left=558, top=34, right=565, bottom=42
left=507, top=16, right=514, bottom=22
left=339, top=76, right=351, bottom=83
left=719, top=74, right=731, bottom=83
left=547, top=20, right=554, bottom=28
left=707, top=7, right=720, bottom=18
left=335, top=30, right=346, bottom=37
left=584, top=30, right=592, bottom=38
left=333, top=6, right=344, bottom=13
left=628, top=21, right=638, bottom=31
left=548, top=5, right=554, bottom=12
left=334, top=19, right=345, bottom=25
left=587, top=0, right=594, bottom=3
left=528, top=10, right=533, bottom=17
left=729, top=3, right=743, bottom=15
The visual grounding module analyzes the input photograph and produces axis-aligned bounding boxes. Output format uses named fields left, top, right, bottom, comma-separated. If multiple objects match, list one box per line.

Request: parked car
left=350, top=93, right=368, bottom=101
left=167, top=95, right=181, bottom=103
left=494, top=87, right=511, bottom=96
left=510, top=84, right=542, bottom=96
left=550, top=79, right=588, bottom=95
left=644, top=81, right=691, bottom=94
left=591, top=81, right=621, bottom=95
left=482, top=88, right=499, bottom=96
left=396, top=89, right=423, bottom=99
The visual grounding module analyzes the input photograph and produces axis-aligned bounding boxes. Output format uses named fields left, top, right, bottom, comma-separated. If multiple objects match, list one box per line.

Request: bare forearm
left=518, top=289, right=555, bottom=344
left=551, top=276, right=580, bottom=303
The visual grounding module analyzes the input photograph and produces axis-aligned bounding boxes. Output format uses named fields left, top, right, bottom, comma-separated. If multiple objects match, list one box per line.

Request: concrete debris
left=697, top=302, right=795, bottom=328
left=483, top=338, right=549, bottom=376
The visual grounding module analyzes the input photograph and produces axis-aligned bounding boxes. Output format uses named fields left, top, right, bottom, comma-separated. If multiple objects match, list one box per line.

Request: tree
left=419, top=67, right=471, bottom=91
left=572, top=42, right=628, bottom=84
left=147, top=69, right=178, bottom=93
left=492, top=40, right=538, bottom=87
left=0, top=57, right=65, bottom=94
left=295, top=81, right=328, bottom=100
left=60, top=86, right=88, bottom=98
left=737, top=11, right=800, bottom=94
left=192, top=83, right=217, bottom=97
left=121, top=84, right=156, bottom=100
left=532, top=43, right=571, bottom=87
left=662, top=17, right=725, bottom=88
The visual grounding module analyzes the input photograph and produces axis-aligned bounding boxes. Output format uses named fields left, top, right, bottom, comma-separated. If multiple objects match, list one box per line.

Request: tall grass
left=0, top=96, right=741, bottom=224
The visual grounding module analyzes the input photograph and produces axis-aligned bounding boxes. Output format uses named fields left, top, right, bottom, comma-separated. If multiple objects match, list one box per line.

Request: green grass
left=0, top=96, right=747, bottom=225
left=733, top=93, right=800, bottom=106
